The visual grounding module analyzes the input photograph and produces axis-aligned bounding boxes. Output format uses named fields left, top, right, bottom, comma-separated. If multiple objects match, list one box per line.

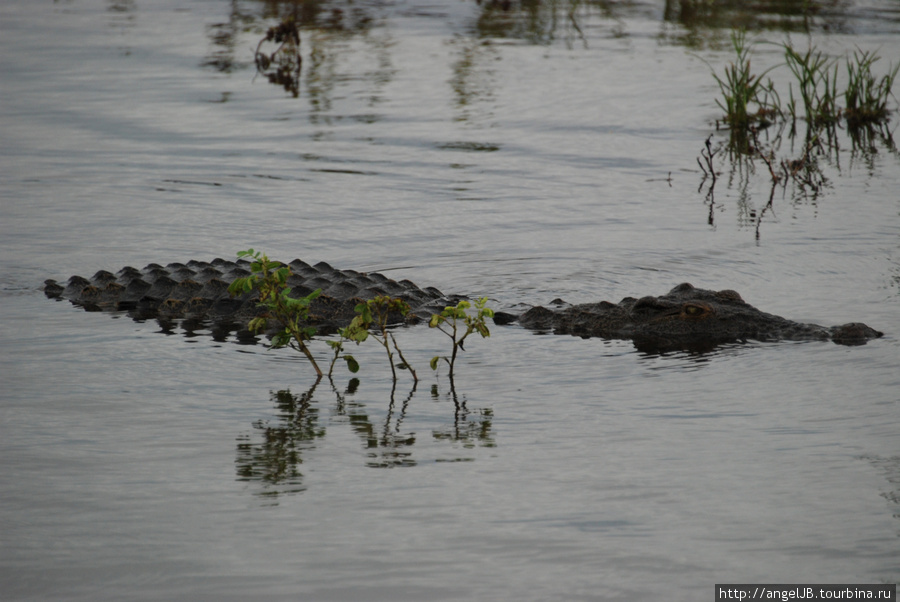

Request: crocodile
left=43, top=259, right=883, bottom=352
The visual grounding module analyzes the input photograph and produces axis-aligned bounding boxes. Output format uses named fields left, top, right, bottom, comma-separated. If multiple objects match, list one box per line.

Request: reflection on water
left=236, top=385, right=326, bottom=496
left=472, top=0, right=598, bottom=47
left=192, top=0, right=900, bottom=234
left=203, top=0, right=377, bottom=78
left=236, top=380, right=495, bottom=500
left=199, top=0, right=900, bottom=99
left=661, top=0, right=851, bottom=47
left=253, top=18, right=303, bottom=96
left=448, top=35, right=499, bottom=124
left=697, top=115, right=897, bottom=238
left=470, top=0, right=871, bottom=47
left=348, top=380, right=420, bottom=469
left=429, top=384, right=497, bottom=457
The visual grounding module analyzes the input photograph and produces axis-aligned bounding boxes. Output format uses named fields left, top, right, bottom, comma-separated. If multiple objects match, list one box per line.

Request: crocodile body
left=43, top=258, right=458, bottom=342
left=43, top=260, right=883, bottom=351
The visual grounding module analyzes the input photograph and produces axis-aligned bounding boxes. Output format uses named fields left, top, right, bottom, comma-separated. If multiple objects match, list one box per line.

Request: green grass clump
left=705, top=32, right=898, bottom=135
left=843, top=47, right=899, bottom=127
left=708, top=29, right=781, bottom=129
left=783, top=43, right=839, bottom=128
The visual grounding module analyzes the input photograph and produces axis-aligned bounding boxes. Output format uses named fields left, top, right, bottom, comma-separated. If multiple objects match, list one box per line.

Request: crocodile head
left=517, top=282, right=883, bottom=352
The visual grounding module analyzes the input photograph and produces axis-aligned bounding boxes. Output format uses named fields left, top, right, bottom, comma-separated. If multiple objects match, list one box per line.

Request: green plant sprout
left=351, top=296, right=418, bottom=382
left=429, top=298, right=494, bottom=380
left=225, top=251, right=500, bottom=384
left=227, top=249, right=323, bottom=378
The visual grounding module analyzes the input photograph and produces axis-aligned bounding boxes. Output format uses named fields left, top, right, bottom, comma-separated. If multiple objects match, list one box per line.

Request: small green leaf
left=357, top=304, right=372, bottom=324
left=239, top=277, right=256, bottom=294
left=282, top=291, right=305, bottom=309
left=272, top=331, right=291, bottom=348
left=430, top=356, right=440, bottom=370
left=227, top=278, right=244, bottom=295
left=345, top=356, right=360, bottom=373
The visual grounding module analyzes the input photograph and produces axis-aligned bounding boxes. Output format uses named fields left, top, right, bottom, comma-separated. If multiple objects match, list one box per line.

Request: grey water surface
left=1, top=1, right=899, bottom=600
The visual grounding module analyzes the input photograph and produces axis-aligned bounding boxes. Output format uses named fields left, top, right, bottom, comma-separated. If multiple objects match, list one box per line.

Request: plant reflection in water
left=235, top=378, right=495, bottom=501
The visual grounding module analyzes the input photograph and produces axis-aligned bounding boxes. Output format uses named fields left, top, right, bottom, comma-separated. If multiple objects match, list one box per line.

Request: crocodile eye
left=681, top=303, right=712, bottom=318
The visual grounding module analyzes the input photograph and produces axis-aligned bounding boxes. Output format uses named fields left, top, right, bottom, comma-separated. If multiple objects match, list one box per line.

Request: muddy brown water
left=1, top=1, right=898, bottom=600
